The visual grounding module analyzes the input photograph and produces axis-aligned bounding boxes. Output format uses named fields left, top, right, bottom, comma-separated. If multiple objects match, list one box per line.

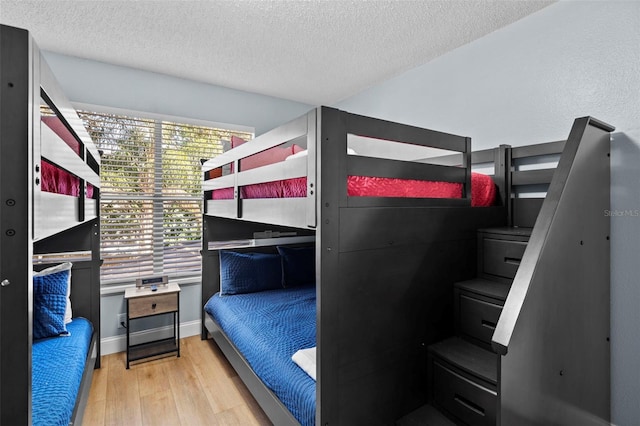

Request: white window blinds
left=78, top=110, right=252, bottom=283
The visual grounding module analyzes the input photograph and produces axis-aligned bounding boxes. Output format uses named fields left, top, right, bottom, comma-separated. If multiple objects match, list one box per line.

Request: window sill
left=100, top=275, right=201, bottom=296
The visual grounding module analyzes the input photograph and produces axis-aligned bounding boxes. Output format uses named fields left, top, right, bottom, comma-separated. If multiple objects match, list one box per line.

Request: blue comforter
left=205, top=285, right=316, bottom=426
left=32, top=317, right=93, bottom=426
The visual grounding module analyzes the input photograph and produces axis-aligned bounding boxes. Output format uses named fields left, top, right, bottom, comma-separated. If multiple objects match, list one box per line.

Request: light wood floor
left=83, top=335, right=272, bottom=426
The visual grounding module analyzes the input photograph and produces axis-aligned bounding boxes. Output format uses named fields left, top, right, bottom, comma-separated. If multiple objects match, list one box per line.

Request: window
left=78, top=108, right=252, bottom=284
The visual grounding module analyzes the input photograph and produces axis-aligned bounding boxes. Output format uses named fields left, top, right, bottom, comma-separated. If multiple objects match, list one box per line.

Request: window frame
left=74, top=103, right=254, bottom=287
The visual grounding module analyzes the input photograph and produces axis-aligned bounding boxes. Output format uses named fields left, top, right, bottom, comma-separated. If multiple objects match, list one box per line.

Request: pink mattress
left=212, top=172, right=496, bottom=207
left=41, top=116, right=95, bottom=198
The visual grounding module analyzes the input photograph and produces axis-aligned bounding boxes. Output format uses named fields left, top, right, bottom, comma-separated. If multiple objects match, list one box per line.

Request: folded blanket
left=292, top=347, right=316, bottom=381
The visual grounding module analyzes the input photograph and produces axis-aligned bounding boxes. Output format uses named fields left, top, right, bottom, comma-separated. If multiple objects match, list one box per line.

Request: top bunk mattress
left=211, top=171, right=496, bottom=207
left=32, top=317, right=93, bottom=426
left=204, top=285, right=316, bottom=426
left=41, top=115, right=95, bottom=198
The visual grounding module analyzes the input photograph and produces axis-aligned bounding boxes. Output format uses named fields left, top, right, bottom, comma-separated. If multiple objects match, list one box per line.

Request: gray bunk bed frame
left=201, top=107, right=614, bottom=425
left=0, top=24, right=101, bottom=425
left=201, top=106, right=507, bottom=424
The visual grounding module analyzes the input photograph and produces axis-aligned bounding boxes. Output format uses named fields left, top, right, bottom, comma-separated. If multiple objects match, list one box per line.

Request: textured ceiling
left=0, top=0, right=553, bottom=105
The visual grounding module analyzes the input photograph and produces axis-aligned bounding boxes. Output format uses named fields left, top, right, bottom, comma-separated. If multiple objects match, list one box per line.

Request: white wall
left=43, top=51, right=313, bottom=136
left=337, top=1, right=640, bottom=424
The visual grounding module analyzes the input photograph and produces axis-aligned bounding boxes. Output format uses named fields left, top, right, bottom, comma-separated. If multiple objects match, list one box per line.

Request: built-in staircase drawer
left=458, top=294, right=503, bottom=347
left=432, top=361, right=497, bottom=426
left=483, top=238, right=527, bottom=279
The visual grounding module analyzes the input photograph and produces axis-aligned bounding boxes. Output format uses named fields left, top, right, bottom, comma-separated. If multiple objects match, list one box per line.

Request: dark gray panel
left=339, top=206, right=505, bottom=253
left=326, top=210, right=505, bottom=424
left=511, top=168, right=555, bottom=186
left=512, top=198, right=544, bottom=228
left=0, top=24, right=33, bottom=426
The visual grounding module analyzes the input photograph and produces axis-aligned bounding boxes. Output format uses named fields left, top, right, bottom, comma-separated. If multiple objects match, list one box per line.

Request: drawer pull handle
left=482, top=319, right=497, bottom=331
left=152, top=303, right=157, bottom=309
left=454, top=393, right=485, bottom=416
left=504, top=257, right=521, bottom=266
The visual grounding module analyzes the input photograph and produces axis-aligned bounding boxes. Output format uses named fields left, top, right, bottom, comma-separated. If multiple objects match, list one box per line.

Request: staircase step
left=479, top=226, right=532, bottom=238
left=428, top=337, right=497, bottom=386
left=455, top=278, right=510, bottom=302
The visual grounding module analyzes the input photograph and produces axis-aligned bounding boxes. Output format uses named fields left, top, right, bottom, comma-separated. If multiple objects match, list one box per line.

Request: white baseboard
left=100, top=319, right=202, bottom=356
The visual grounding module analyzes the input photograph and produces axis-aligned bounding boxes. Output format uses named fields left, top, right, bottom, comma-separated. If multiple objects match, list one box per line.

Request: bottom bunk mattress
left=204, top=285, right=316, bottom=426
left=32, top=317, right=93, bottom=426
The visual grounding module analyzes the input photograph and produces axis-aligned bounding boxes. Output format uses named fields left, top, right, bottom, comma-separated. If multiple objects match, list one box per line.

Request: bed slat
left=347, top=156, right=467, bottom=183
left=344, top=111, right=468, bottom=153
left=511, top=168, right=555, bottom=186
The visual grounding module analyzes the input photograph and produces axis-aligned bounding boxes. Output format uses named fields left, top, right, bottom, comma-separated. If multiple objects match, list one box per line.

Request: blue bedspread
left=205, top=285, right=316, bottom=426
left=32, top=317, right=93, bottom=426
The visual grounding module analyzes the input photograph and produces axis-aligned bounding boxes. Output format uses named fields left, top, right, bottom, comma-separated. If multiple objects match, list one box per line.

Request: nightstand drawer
left=459, top=294, right=503, bottom=346
left=433, top=361, right=497, bottom=426
left=128, top=293, right=177, bottom=318
left=483, top=238, right=527, bottom=279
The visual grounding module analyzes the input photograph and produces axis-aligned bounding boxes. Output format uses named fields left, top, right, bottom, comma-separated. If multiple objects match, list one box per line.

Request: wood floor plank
left=140, top=390, right=181, bottom=426
left=88, top=352, right=109, bottom=404
left=85, top=336, right=271, bottom=426
left=186, top=337, right=248, bottom=414
left=83, top=397, right=106, bottom=426
left=104, top=353, right=142, bottom=425
left=230, top=375, right=272, bottom=424
left=214, top=403, right=270, bottom=426
left=164, top=346, right=221, bottom=424
left=136, top=358, right=175, bottom=398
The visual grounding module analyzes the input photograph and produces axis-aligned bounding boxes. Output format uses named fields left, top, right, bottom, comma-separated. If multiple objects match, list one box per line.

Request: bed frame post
left=463, top=137, right=472, bottom=201
left=91, top=218, right=102, bottom=368
left=316, top=106, right=345, bottom=426
left=0, top=24, right=34, bottom=426
left=493, top=144, right=511, bottom=210
left=503, top=145, right=514, bottom=226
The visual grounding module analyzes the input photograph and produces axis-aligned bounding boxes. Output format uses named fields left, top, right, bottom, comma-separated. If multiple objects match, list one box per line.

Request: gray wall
left=337, top=2, right=639, bottom=424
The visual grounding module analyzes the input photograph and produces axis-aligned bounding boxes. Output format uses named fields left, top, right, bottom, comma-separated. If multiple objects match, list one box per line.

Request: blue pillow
left=33, top=263, right=72, bottom=339
left=219, top=251, right=283, bottom=295
left=277, top=245, right=315, bottom=287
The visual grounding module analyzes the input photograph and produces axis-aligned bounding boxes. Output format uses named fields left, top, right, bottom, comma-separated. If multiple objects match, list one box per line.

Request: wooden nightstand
left=124, top=282, right=180, bottom=368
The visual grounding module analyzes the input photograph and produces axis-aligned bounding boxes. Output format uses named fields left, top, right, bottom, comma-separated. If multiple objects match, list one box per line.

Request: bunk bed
left=201, top=106, right=507, bottom=425
left=201, top=107, right=614, bottom=425
left=0, top=24, right=101, bottom=426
